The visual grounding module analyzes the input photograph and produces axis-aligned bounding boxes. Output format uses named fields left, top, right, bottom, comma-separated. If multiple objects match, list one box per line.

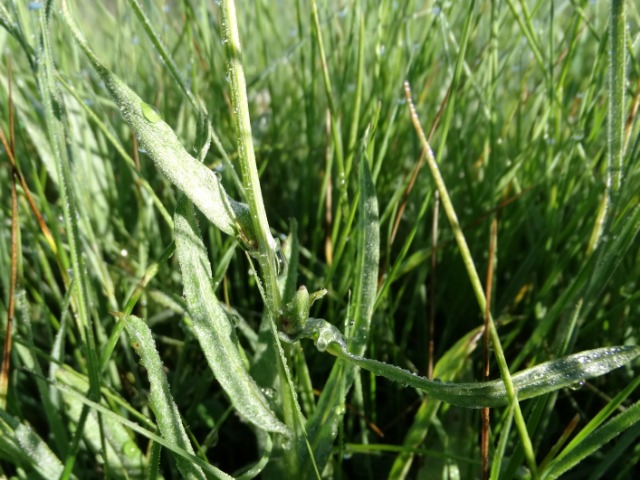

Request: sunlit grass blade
left=540, top=373, right=640, bottom=476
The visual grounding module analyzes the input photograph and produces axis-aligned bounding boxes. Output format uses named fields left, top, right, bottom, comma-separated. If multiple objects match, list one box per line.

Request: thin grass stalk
left=37, top=8, right=102, bottom=478
left=0, top=167, right=18, bottom=410
left=403, top=81, right=538, bottom=478
left=310, top=0, right=346, bottom=214
left=481, top=218, right=498, bottom=480
left=345, top=10, right=365, bottom=180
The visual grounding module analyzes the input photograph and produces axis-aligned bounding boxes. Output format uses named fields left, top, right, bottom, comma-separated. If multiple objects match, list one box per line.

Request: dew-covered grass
left=0, top=0, right=639, bottom=478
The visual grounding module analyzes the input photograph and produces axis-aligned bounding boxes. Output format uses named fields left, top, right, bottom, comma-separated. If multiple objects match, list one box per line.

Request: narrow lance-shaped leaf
left=123, top=315, right=207, bottom=480
left=174, top=197, right=289, bottom=436
left=59, top=1, right=255, bottom=247
left=296, top=318, right=640, bottom=409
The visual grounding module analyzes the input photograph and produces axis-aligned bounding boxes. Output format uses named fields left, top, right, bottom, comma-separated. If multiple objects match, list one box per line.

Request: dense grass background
left=1, top=0, right=639, bottom=478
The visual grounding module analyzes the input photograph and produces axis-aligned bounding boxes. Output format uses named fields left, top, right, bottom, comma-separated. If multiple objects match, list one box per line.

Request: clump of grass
left=0, top=1, right=639, bottom=479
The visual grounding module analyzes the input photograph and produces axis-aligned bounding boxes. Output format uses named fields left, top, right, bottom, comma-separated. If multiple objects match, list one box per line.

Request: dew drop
left=141, top=101, right=161, bottom=124
left=568, top=380, right=585, bottom=391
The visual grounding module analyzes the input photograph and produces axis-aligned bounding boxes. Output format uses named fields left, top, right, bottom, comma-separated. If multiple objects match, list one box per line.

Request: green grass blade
left=608, top=0, right=626, bottom=196
left=541, top=374, right=640, bottom=475
left=300, top=147, right=379, bottom=475
left=542, top=400, right=640, bottom=479
left=388, top=327, right=483, bottom=478
left=349, top=138, right=380, bottom=357
left=0, top=409, right=65, bottom=479
left=51, top=371, right=234, bottom=480
left=174, top=197, right=288, bottom=436
left=36, top=6, right=102, bottom=477
left=55, top=367, right=147, bottom=478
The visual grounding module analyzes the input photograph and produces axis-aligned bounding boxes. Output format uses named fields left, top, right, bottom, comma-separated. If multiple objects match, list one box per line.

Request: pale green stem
left=403, top=81, right=539, bottom=477
left=219, top=0, right=281, bottom=312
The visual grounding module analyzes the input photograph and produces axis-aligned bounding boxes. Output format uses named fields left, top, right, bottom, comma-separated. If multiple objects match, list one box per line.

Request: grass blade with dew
left=0, top=409, right=65, bottom=479
left=36, top=6, right=102, bottom=477
left=52, top=366, right=234, bottom=480
left=294, top=317, right=640, bottom=408
left=299, top=146, right=379, bottom=475
left=55, top=367, right=147, bottom=478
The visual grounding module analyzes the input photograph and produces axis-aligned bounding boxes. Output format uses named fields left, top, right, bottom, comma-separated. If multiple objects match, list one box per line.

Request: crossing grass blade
left=541, top=400, right=640, bottom=479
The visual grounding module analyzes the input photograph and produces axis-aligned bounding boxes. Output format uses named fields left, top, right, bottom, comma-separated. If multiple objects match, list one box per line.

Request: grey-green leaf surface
left=60, top=1, right=254, bottom=245
left=298, top=317, right=640, bottom=408
left=122, top=315, right=206, bottom=480
left=174, top=197, right=288, bottom=436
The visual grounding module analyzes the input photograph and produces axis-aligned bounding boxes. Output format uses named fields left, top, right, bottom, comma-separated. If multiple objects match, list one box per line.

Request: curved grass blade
left=296, top=318, right=640, bottom=408
left=174, top=197, right=288, bottom=436
left=59, top=1, right=255, bottom=248
left=123, top=315, right=206, bottom=480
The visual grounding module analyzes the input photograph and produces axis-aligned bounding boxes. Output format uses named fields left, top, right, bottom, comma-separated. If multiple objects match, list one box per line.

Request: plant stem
left=403, top=81, right=539, bottom=478
left=219, top=0, right=281, bottom=313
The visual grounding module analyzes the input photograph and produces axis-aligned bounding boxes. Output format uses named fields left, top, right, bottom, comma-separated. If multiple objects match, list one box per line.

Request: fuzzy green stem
left=219, top=0, right=281, bottom=312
